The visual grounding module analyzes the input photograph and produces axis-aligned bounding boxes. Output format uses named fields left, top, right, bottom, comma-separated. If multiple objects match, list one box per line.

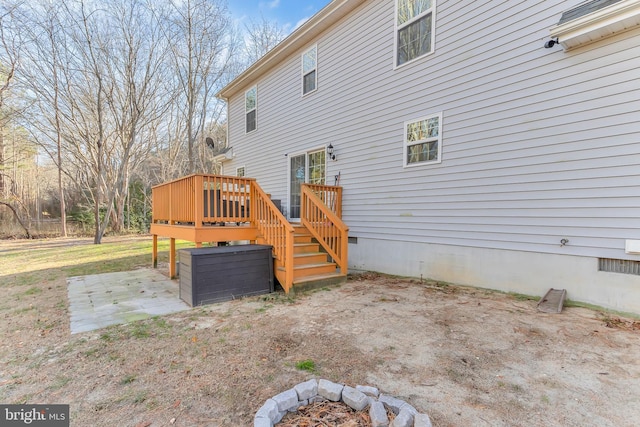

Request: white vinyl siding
left=245, top=86, right=257, bottom=133
left=224, top=0, right=640, bottom=263
left=302, top=45, right=317, bottom=95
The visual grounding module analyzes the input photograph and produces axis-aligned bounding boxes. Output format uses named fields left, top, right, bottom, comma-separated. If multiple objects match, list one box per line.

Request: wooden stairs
left=151, top=175, right=348, bottom=292
left=275, top=223, right=347, bottom=292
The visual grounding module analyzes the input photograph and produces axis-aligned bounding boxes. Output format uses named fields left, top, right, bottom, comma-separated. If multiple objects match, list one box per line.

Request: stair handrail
left=250, top=181, right=296, bottom=293
left=302, top=183, right=342, bottom=217
left=301, top=184, right=349, bottom=274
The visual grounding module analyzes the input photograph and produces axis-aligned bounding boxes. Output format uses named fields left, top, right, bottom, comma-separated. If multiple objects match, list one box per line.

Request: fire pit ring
left=254, top=378, right=432, bottom=427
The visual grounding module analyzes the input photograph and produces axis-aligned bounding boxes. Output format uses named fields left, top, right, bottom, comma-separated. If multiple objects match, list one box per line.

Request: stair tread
left=277, top=262, right=336, bottom=271
left=294, top=262, right=336, bottom=270
left=294, top=252, right=326, bottom=258
left=292, top=272, right=346, bottom=285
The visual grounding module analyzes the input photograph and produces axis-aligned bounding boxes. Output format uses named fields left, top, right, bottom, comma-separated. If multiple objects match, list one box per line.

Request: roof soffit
left=550, top=0, right=640, bottom=50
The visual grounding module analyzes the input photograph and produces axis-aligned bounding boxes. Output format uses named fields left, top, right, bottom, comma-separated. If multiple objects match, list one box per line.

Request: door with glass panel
left=288, top=149, right=326, bottom=221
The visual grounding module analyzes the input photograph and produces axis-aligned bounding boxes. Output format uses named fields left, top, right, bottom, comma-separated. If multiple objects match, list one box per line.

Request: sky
left=227, top=0, right=332, bottom=35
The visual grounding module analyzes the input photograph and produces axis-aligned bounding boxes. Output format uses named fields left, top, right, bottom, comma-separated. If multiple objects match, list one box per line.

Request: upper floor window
left=245, top=86, right=257, bottom=133
left=404, top=112, right=442, bottom=167
left=395, top=0, right=435, bottom=67
left=236, top=166, right=245, bottom=177
left=302, top=45, right=317, bottom=95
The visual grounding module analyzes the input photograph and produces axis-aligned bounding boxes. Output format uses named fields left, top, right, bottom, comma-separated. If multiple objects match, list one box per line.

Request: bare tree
left=161, top=0, right=239, bottom=174
left=99, top=0, right=172, bottom=233
left=244, top=14, right=285, bottom=65
left=0, top=1, right=34, bottom=237
left=2, top=0, right=242, bottom=241
left=65, top=0, right=112, bottom=243
left=0, top=2, right=19, bottom=198
left=17, top=2, right=69, bottom=236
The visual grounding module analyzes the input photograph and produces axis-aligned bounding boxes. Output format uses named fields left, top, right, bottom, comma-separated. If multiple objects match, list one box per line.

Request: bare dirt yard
left=1, top=237, right=639, bottom=426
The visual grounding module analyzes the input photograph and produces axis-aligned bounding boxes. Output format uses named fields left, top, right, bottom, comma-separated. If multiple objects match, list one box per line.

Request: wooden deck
left=150, top=174, right=348, bottom=293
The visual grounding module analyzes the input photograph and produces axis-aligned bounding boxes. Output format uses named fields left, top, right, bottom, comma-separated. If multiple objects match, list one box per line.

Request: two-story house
left=211, top=0, right=640, bottom=313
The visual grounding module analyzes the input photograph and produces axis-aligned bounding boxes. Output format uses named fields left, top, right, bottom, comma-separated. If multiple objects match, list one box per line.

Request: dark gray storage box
left=178, top=245, right=274, bottom=306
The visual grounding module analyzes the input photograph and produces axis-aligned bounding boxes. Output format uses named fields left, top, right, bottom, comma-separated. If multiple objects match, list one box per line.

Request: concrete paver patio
left=67, top=269, right=190, bottom=334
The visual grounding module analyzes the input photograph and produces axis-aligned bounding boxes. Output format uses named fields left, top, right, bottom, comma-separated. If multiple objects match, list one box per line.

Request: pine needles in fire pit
left=277, top=399, right=396, bottom=427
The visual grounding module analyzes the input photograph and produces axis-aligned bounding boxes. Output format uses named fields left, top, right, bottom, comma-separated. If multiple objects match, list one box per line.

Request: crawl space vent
left=598, top=258, right=640, bottom=275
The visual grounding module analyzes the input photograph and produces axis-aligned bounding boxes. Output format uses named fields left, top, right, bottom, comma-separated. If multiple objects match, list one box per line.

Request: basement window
left=599, top=258, right=640, bottom=275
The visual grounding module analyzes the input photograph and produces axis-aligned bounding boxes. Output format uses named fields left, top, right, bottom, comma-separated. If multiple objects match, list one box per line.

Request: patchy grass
left=597, top=312, right=640, bottom=330
left=132, top=391, right=148, bottom=404
left=49, top=375, right=72, bottom=391
left=258, top=292, right=296, bottom=305
left=565, top=299, right=640, bottom=320
left=129, top=322, right=152, bottom=339
left=508, top=292, right=538, bottom=302
left=0, top=237, right=192, bottom=288
left=255, top=304, right=273, bottom=313
left=295, top=359, right=317, bottom=373
left=121, top=374, right=136, bottom=385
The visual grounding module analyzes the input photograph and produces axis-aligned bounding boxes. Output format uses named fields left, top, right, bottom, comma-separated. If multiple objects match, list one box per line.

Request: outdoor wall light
left=327, top=144, right=336, bottom=161
left=544, top=38, right=560, bottom=48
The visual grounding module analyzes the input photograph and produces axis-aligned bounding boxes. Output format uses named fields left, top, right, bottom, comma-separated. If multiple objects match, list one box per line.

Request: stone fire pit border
left=254, top=378, right=432, bottom=427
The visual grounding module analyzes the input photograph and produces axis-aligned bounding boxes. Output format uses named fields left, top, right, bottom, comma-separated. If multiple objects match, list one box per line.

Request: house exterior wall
left=222, top=0, right=640, bottom=313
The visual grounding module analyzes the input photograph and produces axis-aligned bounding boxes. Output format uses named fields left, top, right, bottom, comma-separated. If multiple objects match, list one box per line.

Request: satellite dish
left=205, top=137, right=215, bottom=149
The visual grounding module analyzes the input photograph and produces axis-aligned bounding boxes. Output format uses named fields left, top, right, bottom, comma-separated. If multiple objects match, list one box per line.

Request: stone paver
left=369, top=401, right=389, bottom=427
left=67, top=269, right=190, bottom=334
left=356, top=385, right=380, bottom=397
left=342, top=386, right=369, bottom=411
left=272, top=388, right=299, bottom=412
left=318, top=379, right=344, bottom=402
left=379, top=394, right=406, bottom=415
left=294, top=379, right=318, bottom=401
left=390, top=408, right=414, bottom=427
left=414, top=413, right=433, bottom=427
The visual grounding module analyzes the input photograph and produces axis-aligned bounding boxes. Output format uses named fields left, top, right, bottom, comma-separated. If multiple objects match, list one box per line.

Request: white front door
left=288, top=148, right=326, bottom=221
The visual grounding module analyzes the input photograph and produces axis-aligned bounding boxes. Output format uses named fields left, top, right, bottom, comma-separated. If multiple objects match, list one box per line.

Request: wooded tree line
left=0, top=0, right=283, bottom=243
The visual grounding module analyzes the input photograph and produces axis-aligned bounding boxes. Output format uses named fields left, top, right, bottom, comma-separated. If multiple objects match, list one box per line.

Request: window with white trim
left=245, top=86, right=257, bottom=133
left=404, top=112, right=442, bottom=167
left=236, top=166, right=245, bottom=177
left=395, top=0, right=435, bottom=67
left=302, top=45, right=317, bottom=95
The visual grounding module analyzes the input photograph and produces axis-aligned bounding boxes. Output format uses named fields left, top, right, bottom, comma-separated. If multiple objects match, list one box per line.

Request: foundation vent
left=599, top=258, right=640, bottom=275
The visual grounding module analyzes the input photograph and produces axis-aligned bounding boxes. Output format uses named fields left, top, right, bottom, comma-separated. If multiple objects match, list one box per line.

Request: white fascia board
left=550, top=0, right=640, bottom=50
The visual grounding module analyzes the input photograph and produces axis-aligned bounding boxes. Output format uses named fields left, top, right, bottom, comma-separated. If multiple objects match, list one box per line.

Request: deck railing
left=152, top=174, right=254, bottom=225
left=251, top=183, right=296, bottom=293
left=303, top=183, right=343, bottom=217
left=152, top=173, right=297, bottom=292
left=301, top=184, right=349, bottom=274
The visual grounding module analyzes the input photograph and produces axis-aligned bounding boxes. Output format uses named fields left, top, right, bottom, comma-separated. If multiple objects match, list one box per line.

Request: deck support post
left=169, top=238, right=176, bottom=279
left=152, top=234, right=158, bottom=268
left=196, top=242, right=202, bottom=248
